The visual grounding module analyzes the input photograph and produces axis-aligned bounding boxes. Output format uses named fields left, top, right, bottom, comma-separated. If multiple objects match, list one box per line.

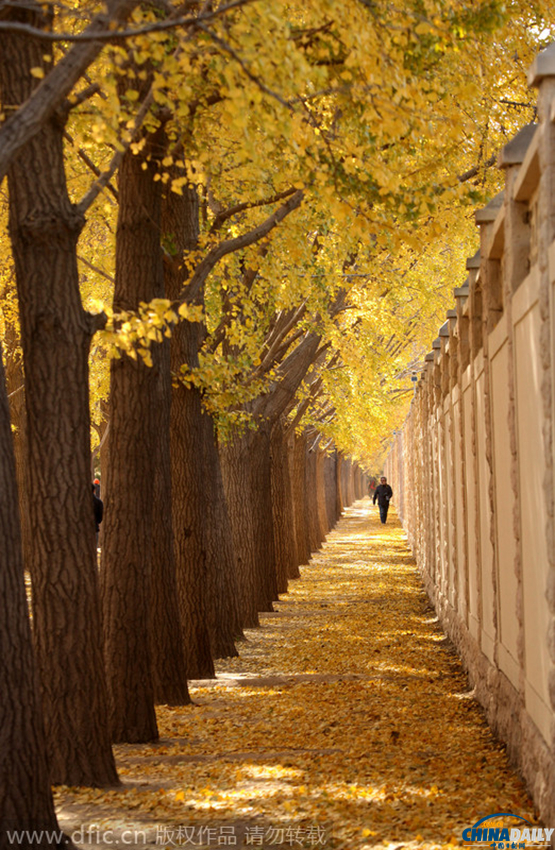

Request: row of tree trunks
left=0, top=4, right=369, bottom=797
left=221, top=418, right=366, bottom=631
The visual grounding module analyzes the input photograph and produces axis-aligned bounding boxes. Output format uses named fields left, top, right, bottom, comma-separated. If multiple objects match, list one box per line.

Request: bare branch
left=0, top=0, right=255, bottom=41
left=175, top=189, right=304, bottom=305
left=7, top=383, right=24, bottom=400
left=457, top=153, right=496, bottom=183
left=62, top=82, right=100, bottom=113
left=65, top=132, right=119, bottom=201
left=209, top=187, right=300, bottom=234
left=77, top=254, right=115, bottom=284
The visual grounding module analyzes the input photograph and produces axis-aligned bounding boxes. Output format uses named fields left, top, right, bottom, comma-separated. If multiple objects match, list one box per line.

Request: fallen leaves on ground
left=55, top=501, right=537, bottom=849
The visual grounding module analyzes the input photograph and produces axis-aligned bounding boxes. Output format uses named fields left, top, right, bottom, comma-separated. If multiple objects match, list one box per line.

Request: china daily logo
left=462, top=813, right=554, bottom=847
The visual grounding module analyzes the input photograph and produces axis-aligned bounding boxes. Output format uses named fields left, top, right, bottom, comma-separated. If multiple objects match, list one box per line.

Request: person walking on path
left=373, top=475, right=393, bottom=524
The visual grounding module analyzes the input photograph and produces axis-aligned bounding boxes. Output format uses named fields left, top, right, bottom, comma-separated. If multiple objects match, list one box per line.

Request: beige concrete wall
left=489, top=319, right=520, bottom=687
left=463, top=370, right=479, bottom=640
left=386, top=44, right=555, bottom=830
left=452, top=387, right=466, bottom=621
left=513, top=275, right=552, bottom=742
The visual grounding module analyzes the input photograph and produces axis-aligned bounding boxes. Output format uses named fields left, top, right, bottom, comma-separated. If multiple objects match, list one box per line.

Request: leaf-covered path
left=56, top=499, right=536, bottom=849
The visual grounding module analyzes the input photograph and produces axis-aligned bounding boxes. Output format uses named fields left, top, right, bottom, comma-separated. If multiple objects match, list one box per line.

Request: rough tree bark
left=324, top=449, right=340, bottom=530
left=149, top=334, right=191, bottom=704
left=202, top=412, right=243, bottom=658
left=305, top=439, right=323, bottom=553
left=4, top=326, right=30, bottom=563
left=315, top=447, right=330, bottom=543
left=0, top=345, right=70, bottom=849
left=169, top=313, right=215, bottom=679
left=270, top=418, right=299, bottom=594
left=1, top=4, right=117, bottom=786
left=163, top=182, right=242, bottom=676
left=220, top=433, right=262, bottom=629
left=221, top=422, right=278, bottom=624
left=101, top=137, right=162, bottom=743
left=291, top=431, right=311, bottom=568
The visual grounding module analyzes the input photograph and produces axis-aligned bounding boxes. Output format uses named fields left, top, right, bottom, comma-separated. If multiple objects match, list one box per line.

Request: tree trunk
left=315, top=448, right=329, bottom=542
left=270, top=419, right=298, bottom=594
left=1, top=7, right=117, bottom=786
left=336, top=453, right=345, bottom=516
left=250, top=425, right=279, bottom=609
left=0, top=345, right=69, bottom=848
left=306, top=442, right=322, bottom=553
left=101, top=141, right=162, bottom=743
left=285, top=427, right=301, bottom=580
left=221, top=434, right=261, bottom=629
left=221, top=424, right=278, bottom=625
left=324, top=449, right=340, bottom=530
left=344, top=459, right=355, bottom=505
left=291, top=431, right=311, bottom=567
left=149, top=336, right=191, bottom=705
left=202, top=414, right=243, bottom=658
left=169, top=320, right=215, bottom=679
left=163, top=183, right=214, bottom=679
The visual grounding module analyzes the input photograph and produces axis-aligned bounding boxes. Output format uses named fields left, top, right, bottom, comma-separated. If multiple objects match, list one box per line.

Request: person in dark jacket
left=92, top=483, right=104, bottom=544
left=373, top=476, right=393, bottom=524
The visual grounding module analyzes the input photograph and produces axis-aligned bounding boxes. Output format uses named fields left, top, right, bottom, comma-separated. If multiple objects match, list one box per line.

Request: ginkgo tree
left=0, top=5, right=553, bottom=839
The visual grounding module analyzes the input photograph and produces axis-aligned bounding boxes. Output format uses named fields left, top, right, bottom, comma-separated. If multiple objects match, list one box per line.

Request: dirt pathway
left=55, top=500, right=536, bottom=849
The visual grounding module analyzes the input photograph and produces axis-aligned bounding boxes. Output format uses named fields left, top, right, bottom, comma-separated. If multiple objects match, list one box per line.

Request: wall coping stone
left=498, top=123, right=537, bottom=168
left=466, top=249, right=481, bottom=269
left=475, top=191, right=504, bottom=224
left=528, top=41, right=555, bottom=87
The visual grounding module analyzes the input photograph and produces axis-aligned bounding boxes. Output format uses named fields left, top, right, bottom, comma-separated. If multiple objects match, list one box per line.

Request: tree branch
left=209, top=186, right=299, bottom=234
left=195, top=22, right=294, bottom=111
left=0, top=0, right=255, bottom=41
left=77, top=254, right=115, bottom=284
left=0, top=0, right=140, bottom=183
left=76, top=86, right=155, bottom=215
left=65, top=132, right=119, bottom=202
left=253, top=331, right=321, bottom=423
left=457, top=153, right=496, bottom=184
left=175, top=189, right=304, bottom=306
left=62, top=82, right=101, bottom=115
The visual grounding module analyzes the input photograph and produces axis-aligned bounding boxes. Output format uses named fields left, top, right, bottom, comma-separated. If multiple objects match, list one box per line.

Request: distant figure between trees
left=92, top=483, right=104, bottom=544
left=373, top=476, right=393, bottom=525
